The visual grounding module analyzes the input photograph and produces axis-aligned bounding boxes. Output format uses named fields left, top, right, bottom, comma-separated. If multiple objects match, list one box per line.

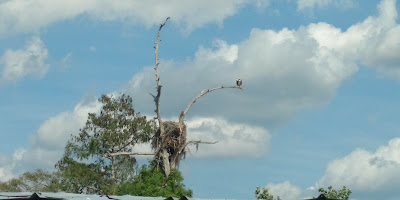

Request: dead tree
left=150, top=18, right=243, bottom=177
left=103, top=18, right=243, bottom=177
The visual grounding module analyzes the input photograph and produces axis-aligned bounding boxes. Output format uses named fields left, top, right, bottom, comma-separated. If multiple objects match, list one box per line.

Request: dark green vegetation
left=255, top=185, right=351, bottom=200
left=55, top=94, right=154, bottom=194
left=0, top=94, right=192, bottom=198
left=118, top=165, right=192, bottom=197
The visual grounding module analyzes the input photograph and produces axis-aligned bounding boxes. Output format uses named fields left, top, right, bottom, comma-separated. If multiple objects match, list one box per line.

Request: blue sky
left=1, top=0, right=400, bottom=199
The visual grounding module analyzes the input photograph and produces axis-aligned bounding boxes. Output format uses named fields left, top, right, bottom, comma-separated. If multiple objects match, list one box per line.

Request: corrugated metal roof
left=0, top=192, right=235, bottom=200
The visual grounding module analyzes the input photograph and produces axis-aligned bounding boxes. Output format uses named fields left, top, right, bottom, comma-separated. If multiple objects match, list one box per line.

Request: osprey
left=236, top=78, right=242, bottom=87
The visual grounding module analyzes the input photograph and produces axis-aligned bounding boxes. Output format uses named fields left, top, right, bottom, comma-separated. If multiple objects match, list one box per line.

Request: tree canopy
left=0, top=169, right=62, bottom=193
left=318, top=186, right=352, bottom=200
left=255, top=186, right=281, bottom=200
left=36, top=94, right=184, bottom=197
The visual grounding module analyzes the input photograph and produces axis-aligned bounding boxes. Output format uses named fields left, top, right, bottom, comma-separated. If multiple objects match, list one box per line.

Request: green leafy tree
left=255, top=186, right=281, bottom=200
left=117, top=165, right=193, bottom=198
left=56, top=94, right=155, bottom=194
left=318, top=186, right=352, bottom=200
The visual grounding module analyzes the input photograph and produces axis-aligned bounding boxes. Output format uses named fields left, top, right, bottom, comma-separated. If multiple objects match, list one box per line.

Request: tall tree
left=56, top=94, right=155, bottom=194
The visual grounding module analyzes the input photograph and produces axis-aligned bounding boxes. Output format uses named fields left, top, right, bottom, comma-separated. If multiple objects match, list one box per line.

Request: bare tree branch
left=103, top=152, right=155, bottom=158
left=178, top=140, right=218, bottom=153
left=186, top=140, right=219, bottom=146
left=179, top=140, right=218, bottom=157
left=154, top=17, right=170, bottom=137
left=179, top=85, right=243, bottom=125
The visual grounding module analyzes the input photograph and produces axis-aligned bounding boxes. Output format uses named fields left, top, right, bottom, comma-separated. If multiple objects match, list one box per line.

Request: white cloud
left=195, top=40, right=239, bottom=64
left=30, top=97, right=102, bottom=151
left=264, top=181, right=303, bottom=200
left=318, top=138, right=400, bottom=192
left=124, top=19, right=359, bottom=129
left=0, top=96, right=102, bottom=181
left=121, top=0, right=400, bottom=162
left=185, top=117, right=271, bottom=158
left=307, top=0, right=400, bottom=80
left=131, top=116, right=271, bottom=159
left=0, top=0, right=252, bottom=36
left=297, top=0, right=357, bottom=11
left=0, top=37, right=49, bottom=84
left=0, top=149, right=26, bottom=182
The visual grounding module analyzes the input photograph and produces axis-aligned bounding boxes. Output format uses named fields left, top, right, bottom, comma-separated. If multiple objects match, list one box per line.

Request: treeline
left=0, top=94, right=192, bottom=198
left=255, top=185, right=352, bottom=200
left=0, top=167, right=192, bottom=197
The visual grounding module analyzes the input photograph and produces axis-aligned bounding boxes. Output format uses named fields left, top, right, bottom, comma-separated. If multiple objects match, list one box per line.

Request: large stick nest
left=151, top=121, right=187, bottom=158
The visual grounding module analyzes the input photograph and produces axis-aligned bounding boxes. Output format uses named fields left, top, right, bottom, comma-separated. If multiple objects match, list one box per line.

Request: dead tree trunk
left=150, top=18, right=243, bottom=177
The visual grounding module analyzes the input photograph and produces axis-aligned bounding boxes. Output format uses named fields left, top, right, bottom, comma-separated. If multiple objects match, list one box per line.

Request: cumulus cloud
left=0, top=37, right=49, bottom=84
left=0, top=149, right=25, bottom=182
left=133, top=116, right=271, bottom=159
left=318, top=138, right=400, bottom=192
left=0, top=0, right=253, bottom=35
left=0, top=97, right=102, bottom=181
left=124, top=18, right=360, bottom=129
left=124, top=0, right=400, bottom=128
left=264, top=181, right=303, bottom=200
left=185, top=117, right=271, bottom=158
left=297, top=0, right=357, bottom=11
left=308, top=0, right=400, bottom=80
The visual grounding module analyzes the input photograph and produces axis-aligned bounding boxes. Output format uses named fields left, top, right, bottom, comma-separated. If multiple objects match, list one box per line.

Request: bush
left=117, top=165, right=192, bottom=198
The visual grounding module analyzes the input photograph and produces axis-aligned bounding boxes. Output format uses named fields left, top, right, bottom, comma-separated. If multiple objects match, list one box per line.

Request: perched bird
left=236, top=78, right=242, bottom=87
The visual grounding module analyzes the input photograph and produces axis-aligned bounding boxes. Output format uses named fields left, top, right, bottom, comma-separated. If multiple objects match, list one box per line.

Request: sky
left=1, top=0, right=400, bottom=199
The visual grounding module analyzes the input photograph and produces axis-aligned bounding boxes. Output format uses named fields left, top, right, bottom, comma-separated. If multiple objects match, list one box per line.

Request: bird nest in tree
left=152, top=121, right=187, bottom=157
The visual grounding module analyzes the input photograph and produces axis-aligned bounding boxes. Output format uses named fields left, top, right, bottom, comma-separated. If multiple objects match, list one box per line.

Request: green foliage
left=1, top=93, right=192, bottom=197
left=56, top=156, right=114, bottom=194
left=55, top=94, right=156, bottom=194
left=318, top=186, right=352, bottom=200
left=117, top=165, right=192, bottom=198
left=0, top=169, right=62, bottom=192
left=255, top=186, right=281, bottom=200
